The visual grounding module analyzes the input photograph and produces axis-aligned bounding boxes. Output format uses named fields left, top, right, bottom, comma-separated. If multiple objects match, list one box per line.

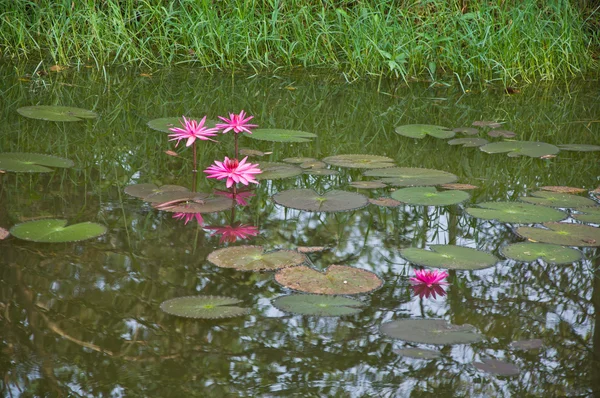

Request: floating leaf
left=349, top=181, right=387, bottom=189
left=273, top=189, right=368, bottom=212
left=303, top=169, right=339, bottom=176
left=391, top=187, right=469, bottom=206
left=472, top=120, right=503, bottom=128
left=509, top=339, right=543, bottom=351
left=541, top=186, right=586, bottom=194
left=255, top=162, right=303, bottom=180
left=124, top=183, right=189, bottom=199
left=480, top=141, right=560, bottom=158
left=364, top=167, right=458, bottom=187
left=208, top=245, right=306, bottom=271
left=558, top=144, right=600, bottom=152
left=519, top=191, right=596, bottom=208
left=157, top=196, right=233, bottom=214
left=148, top=191, right=207, bottom=206
left=447, top=138, right=488, bottom=147
left=466, top=202, right=567, bottom=223
left=275, top=265, right=382, bottom=295
left=323, top=154, right=395, bottom=169
left=0, top=153, right=74, bottom=173
left=452, top=127, right=479, bottom=135
left=488, top=129, right=516, bottom=138
left=283, top=157, right=318, bottom=164
left=369, top=197, right=402, bottom=207
left=393, top=348, right=442, bottom=359
left=160, top=296, right=249, bottom=319
left=440, top=183, right=479, bottom=190
left=296, top=246, right=328, bottom=253
left=381, top=319, right=484, bottom=345
left=501, top=242, right=582, bottom=264
left=10, top=219, right=107, bottom=243
left=516, top=222, right=600, bottom=246
left=17, top=105, right=97, bottom=122
left=239, top=148, right=267, bottom=157
left=474, top=358, right=520, bottom=376
left=272, top=294, right=364, bottom=316
left=300, top=160, right=327, bottom=169
left=400, top=245, right=498, bottom=270
left=247, top=129, right=317, bottom=143
left=394, top=124, right=454, bottom=139
left=573, top=207, right=600, bottom=223
left=147, top=117, right=215, bottom=133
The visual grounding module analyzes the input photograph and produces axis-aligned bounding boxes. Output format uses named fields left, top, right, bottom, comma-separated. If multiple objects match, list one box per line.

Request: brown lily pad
left=488, top=129, right=516, bottom=138
left=275, top=265, right=382, bottom=295
left=369, top=197, right=402, bottom=207
left=452, top=127, right=479, bottom=135
left=440, top=183, right=479, bottom=190
left=472, top=120, right=503, bottom=128
left=541, top=186, right=587, bottom=194
left=474, top=358, right=520, bottom=376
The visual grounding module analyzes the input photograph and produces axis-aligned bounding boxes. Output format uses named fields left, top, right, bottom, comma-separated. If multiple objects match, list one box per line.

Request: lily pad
left=124, top=183, right=189, bottom=199
left=573, top=207, right=600, bottom=223
left=255, top=162, right=302, bottom=180
left=452, top=127, right=479, bottom=135
left=440, top=183, right=479, bottom=190
left=239, top=148, right=267, bottom=157
left=364, top=167, right=458, bottom=187
left=480, top=141, right=560, bottom=158
left=272, top=294, right=364, bottom=316
left=391, top=187, right=470, bottom=206
left=156, top=196, right=233, bottom=214
left=10, top=219, right=107, bottom=243
left=394, top=124, right=454, bottom=139
left=393, top=348, right=442, bottom=360
left=283, top=157, right=318, bottom=164
left=515, top=222, right=600, bottom=247
left=160, top=296, right=249, bottom=319
left=509, top=339, right=543, bottom=351
left=147, top=116, right=215, bottom=133
left=302, top=169, right=339, bottom=176
left=273, top=189, right=368, bottom=212
left=487, top=129, right=516, bottom=138
left=519, top=191, right=597, bottom=208
left=323, top=154, right=395, bottom=169
left=300, top=160, right=327, bottom=169
left=0, top=153, right=74, bottom=173
left=247, top=129, right=317, bottom=143
left=207, top=245, right=306, bottom=271
left=369, top=197, right=402, bottom=207
left=349, top=181, right=387, bottom=189
left=447, top=138, right=488, bottom=147
left=17, top=105, right=97, bottom=122
left=541, top=186, right=586, bottom=194
left=400, top=245, right=498, bottom=270
left=275, top=265, right=382, bottom=295
left=474, top=358, right=520, bottom=376
left=472, top=120, right=503, bottom=128
left=558, top=144, right=600, bottom=152
left=466, top=202, right=567, bottom=223
left=381, top=319, right=484, bottom=345
left=501, top=242, right=582, bottom=264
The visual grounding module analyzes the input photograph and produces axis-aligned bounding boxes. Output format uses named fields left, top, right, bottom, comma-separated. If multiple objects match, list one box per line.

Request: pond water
left=1, top=66, right=599, bottom=397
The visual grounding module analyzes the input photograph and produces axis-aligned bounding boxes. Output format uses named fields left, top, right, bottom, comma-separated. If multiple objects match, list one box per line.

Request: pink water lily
left=409, top=269, right=449, bottom=287
left=172, top=212, right=203, bottom=225
left=168, top=116, right=219, bottom=147
left=216, top=110, right=258, bottom=134
left=411, top=284, right=447, bottom=300
left=203, top=156, right=262, bottom=188
left=205, top=223, right=259, bottom=243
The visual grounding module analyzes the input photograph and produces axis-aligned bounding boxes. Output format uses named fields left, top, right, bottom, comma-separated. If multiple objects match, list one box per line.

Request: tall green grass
left=0, top=0, right=598, bottom=82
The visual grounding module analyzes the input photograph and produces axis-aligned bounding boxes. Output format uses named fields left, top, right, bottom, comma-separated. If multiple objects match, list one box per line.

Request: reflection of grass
left=0, top=1, right=598, bottom=81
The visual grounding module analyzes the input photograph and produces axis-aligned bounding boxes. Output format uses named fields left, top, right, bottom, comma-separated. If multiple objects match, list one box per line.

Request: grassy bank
left=0, top=0, right=598, bottom=82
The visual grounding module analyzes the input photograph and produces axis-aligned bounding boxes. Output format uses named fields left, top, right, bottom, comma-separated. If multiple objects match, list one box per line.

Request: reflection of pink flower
left=214, top=189, right=255, bottom=206
left=203, top=156, right=262, bottom=188
left=216, top=110, right=258, bottom=134
left=410, top=269, right=449, bottom=287
left=411, top=284, right=447, bottom=300
left=168, top=116, right=219, bottom=147
left=173, top=212, right=203, bottom=225
left=205, top=223, right=259, bottom=243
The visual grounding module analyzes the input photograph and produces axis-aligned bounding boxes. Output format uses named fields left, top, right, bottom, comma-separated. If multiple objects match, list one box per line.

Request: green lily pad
left=323, top=154, right=395, bottom=169
left=275, top=265, right=382, bottom=295
left=283, top=157, right=318, bottom=164
left=509, top=339, right=543, bottom=351
left=239, top=148, right=267, bottom=157
left=466, top=202, right=567, bottom=223
left=515, top=222, right=600, bottom=247
left=393, top=348, right=442, bottom=360
left=487, top=129, right=516, bottom=138
left=208, top=245, right=306, bottom=271
left=520, top=191, right=598, bottom=208
left=247, top=129, right=317, bottom=143
left=363, top=167, right=458, bottom=187
left=501, top=242, right=582, bottom=264
left=17, top=105, right=97, bottom=122
left=573, top=207, right=600, bottom=223
left=255, top=162, right=303, bottom=180
left=349, top=181, right=388, bottom=189
left=395, top=124, right=454, bottom=139
left=272, top=294, right=364, bottom=316
left=447, top=138, right=488, bottom=147
left=160, top=296, right=249, bottom=319
left=474, top=358, right=520, bottom=376
left=391, top=187, right=470, bottom=206
left=381, top=319, right=484, bottom=345
left=302, top=169, right=339, bottom=176
left=157, top=196, right=233, bottom=214
left=10, top=219, right=107, bottom=243
left=124, top=183, right=189, bottom=199
left=400, top=245, right=498, bottom=270
left=272, top=189, right=368, bottom=212
left=472, top=120, right=503, bottom=128
left=0, top=153, right=74, bottom=173
left=452, top=127, right=479, bottom=135
left=558, top=144, right=600, bottom=152
left=147, top=117, right=216, bottom=133
left=300, top=160, right=327, bottom=169
left=480, top=141, right=560, bottom=158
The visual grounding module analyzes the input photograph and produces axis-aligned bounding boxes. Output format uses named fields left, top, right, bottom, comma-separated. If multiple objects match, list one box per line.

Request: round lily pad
left=400, top=245, right=498, bottom=270
left=391, top=187, right=470, bottom=206
left=395, top=124, right=454, bottom=139
left=323, top=154, right=395, bottom=169
left=147, top=191, right=207, bottom=206
left=147, top=116, right=215, bottom=133
left=349, top=181, right=388, bottom=189
left=10, top=219, right=107, bottom=243
left=124, top=183, right=189, bottom=199
left=480, top=141, right=560, bottom=158
left=393, top=348, right=442, bottom=359
left=472, top=120, right=503, bottom=128
left=519, top=191, right=597, bottom=208
left=275, top=265, right=382, bottom=295
left=452, top=127, right=479, bottom=135
left=501, top=242, right=582, bottom=264
left=302, top=169, right=339, bottom=176
left=381, top=319, right=484, bottom=345
left=208, top=245, right=306, bottom=271
left=558, top=144, right=600, bottom=152
left=157, top=196, right=233, bottom=214
left=515, top=222, right=600, bottom=247
left=160, top=296, right=249, bottom=319
left=272, top=189, right=368, bottom=212
left=466, top=202, right=567, bottom=223
left=363, top=167, right=458, bottom=187
left=272, top=294, right=364, bottom=316
left=369, top=197, right=402, bottom=207
left=474, top=358, right=520, bottom=376
left=247, top=129, right=317, bottom=143
left=255, top=162, right=303, bottom=180
left=283, top=157, right=318, bottom=164
left=0, top=153, right=74, bottom=173
left=488, top=129, right=516, bottom=138
left=573, top=207, right=600, bottom=223
left=300, top=160, right=327, bottom=169
left=17, top=105, right=97, bottom=122
left=509, top=339, right=543, bottom=351
left=447, top=138, right=488, bottom=147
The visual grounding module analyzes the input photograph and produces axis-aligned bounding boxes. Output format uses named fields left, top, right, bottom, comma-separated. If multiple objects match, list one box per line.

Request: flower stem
left=234, top=134, right=239, bottom=159
left=192, top=142, right=197, bottom=192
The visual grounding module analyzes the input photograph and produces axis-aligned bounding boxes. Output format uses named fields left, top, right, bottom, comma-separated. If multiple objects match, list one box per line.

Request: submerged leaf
left=466, top=202, right=567, bottom=223
left=17, top=105, right=97, bottom=121
left=395, top=124, right=454, bottom=139
left=400, top=245, right=498, bottom=270
left=272, top=294, right=364, bottom=316
left=273, top=189, right=368, bottom=212
left=275, top=265, right=382, bottom=295
left=381, top=319, right=484, bottom=345
left=0, top=153, right=74, bottom=173
left=10, top=219, right=107, bottom=243
left=501, top=242, right=582, bottom=264
left=160, top=296, right=249, bottom=319
left=207, top=245, right=306, bottom=271
left=323, top=154, right=395, bottom=169
left=391, top=186, right=470, bottom=206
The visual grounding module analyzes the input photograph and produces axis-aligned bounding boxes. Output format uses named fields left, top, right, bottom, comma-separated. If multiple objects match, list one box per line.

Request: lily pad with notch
left=208, top=245, right=306, bottom=272
left=323, top=154, right=396, bottom=169
left=447, top=138, right=488, bottom=147
left=124, top=183, right=189, bottom=199
left=17, top=105, right=97, bottom=122
left=275, top=265, right=382, bottom=295
left=573, top=207, right=600, bottom=223
left=272, top=294, right=364, bottom=316
left=480, top=141, right=560, bottom=158
left=393, top=348, right=442, bottom=360
left=364, top=167, right=458, bottom=187
left=501, top=242, right=582, bottom=264
left=394, top=124, right=454, bottom=139
left=381, top=319, right=484, bottom=345
left=0, top=153, right=74, bottom=173
left=558, top=144, right=600, bottom=152
left=391, top=187, right=470, bottom=206
left=255, top=162, right=303, bottom=180
left=10, top=219, right=107, bottom=243
left=515, top=222, right=600, bottom=247
left=160, top=296, right=249, bottom=319
left=466, top=202, right=567, bottom=223
left=519, top=191, right=597, bottom=208
left=474, top=358, right=520, bottom=376
left=247, top=129, right=317, bottom=143
left=400, top=245, right=498, bottom=270
left=273, top=189, right=368, bottom=212
left=147, top=116, right=216, bottom=133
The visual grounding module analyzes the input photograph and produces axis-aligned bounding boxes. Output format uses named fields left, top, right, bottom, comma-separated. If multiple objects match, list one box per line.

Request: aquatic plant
left=216, top=110, right=257, bottom=158
left=409, top=269, right=449, bottom=287
left=172, top=212, right=203, bottom=226
left=203, top=156, right=262, bottom=189
left=205, top=223, right=259, bottom=243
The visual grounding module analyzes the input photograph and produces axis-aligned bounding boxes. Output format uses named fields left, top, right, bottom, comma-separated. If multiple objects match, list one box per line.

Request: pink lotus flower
left=173, top=212, right=203, bottom=225
left=214, top=189, right=256, bottom=206
left=203, top=156, right=262, bottom=188
left=168, top=116, right=219, bottom=147
left=215, top=110, right=258, bottom=134
left=409, top=269, right=449, bottom=287
left=205, top=223, right=259, bottom=243
left=411, top=284, right=447, bottom=300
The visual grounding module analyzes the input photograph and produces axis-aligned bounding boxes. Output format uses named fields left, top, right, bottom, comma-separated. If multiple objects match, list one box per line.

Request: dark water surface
left=1, top=67, right=599, bottom=397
